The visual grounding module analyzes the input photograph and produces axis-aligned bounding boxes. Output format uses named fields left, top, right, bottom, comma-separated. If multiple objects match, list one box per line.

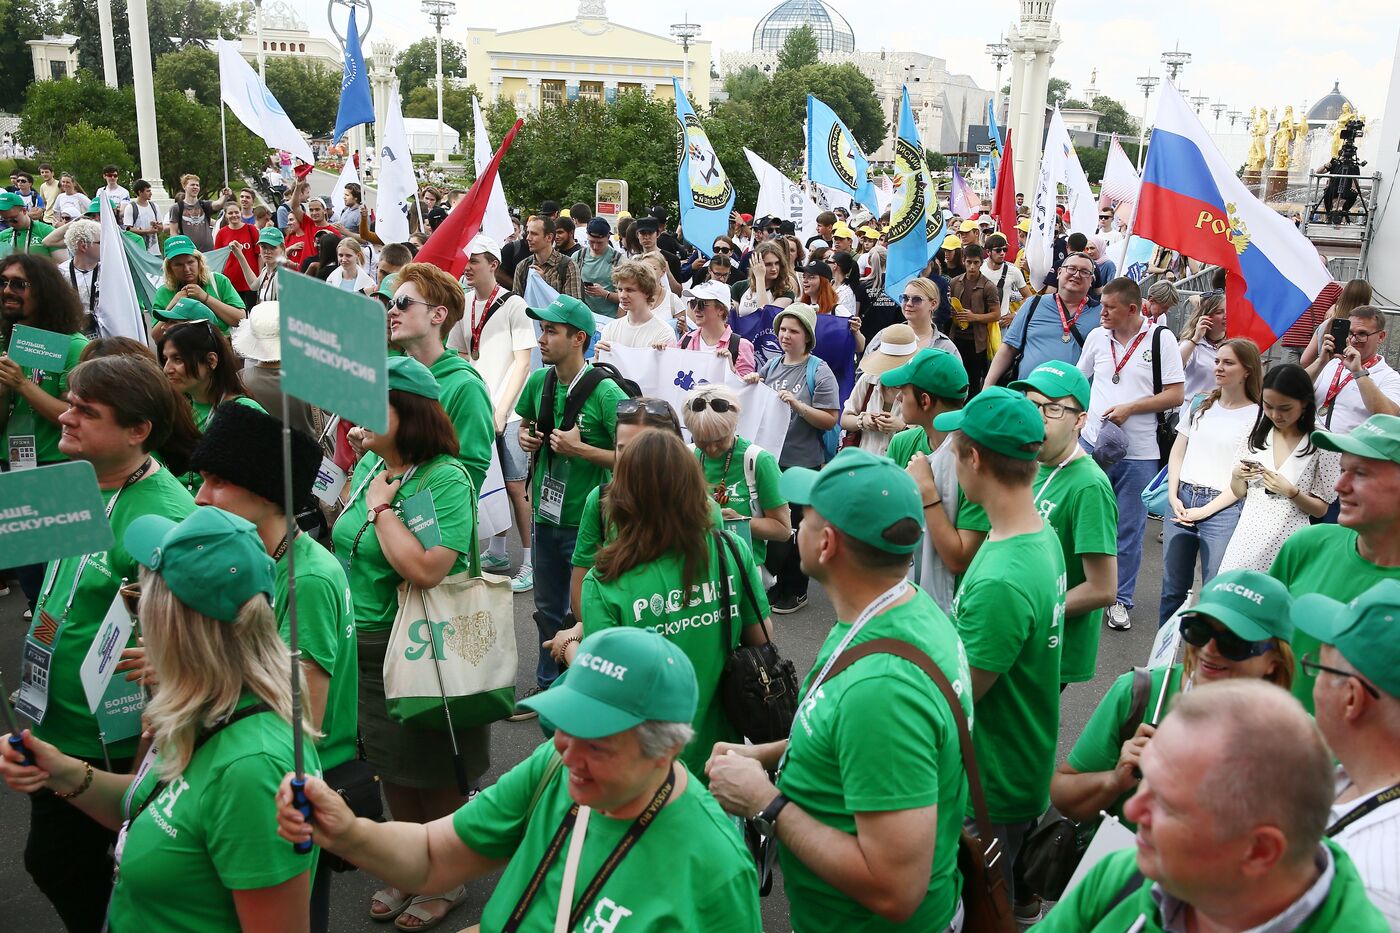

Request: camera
left=1339, top=118, right=1365, bottom=144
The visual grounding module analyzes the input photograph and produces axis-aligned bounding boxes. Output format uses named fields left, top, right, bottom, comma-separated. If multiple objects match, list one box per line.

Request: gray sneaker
left=1106, top=602, right=1131, bottom=630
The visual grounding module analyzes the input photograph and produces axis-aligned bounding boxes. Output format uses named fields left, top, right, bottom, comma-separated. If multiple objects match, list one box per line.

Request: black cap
left=585, top=217, right=611, bottom=237
left=649, top=206, right=668, bottom=223
left=189, top=403, right=323, bottom=510
left=427, top=206, right=449, bottom=227
left=635, top=217, right=659, bottom=234
left=778, top=220, right=796, bottom=235
left=539, top=200, right=560, bottom=216
left=802, top=260, right=833, bottom=280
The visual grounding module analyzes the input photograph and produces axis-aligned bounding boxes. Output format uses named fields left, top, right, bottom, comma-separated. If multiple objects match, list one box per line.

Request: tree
left=1077, top=146, right=1107, bottom=183
left=66, top=0, right=249, bottom=85
left=1061, top=97, right=1088, bottom=111
left=0, top=0, right=53, bottom=111
left=1090, top=95, right=1140, bottom=136
left=722, top=66, right=768, bottom=104
left=925, top=151, right=948, bottom=172
left=394, top=37, right=469, bottom=96
left=264, top=57, right=340, bottom=138
left=404, top=83, right=484, bottom=140
left=153, top=45, right=219, bottom=106
left=55, top=122, right=135, bottom=192
left=776, top=25, right=819, bottom=72
left=1047, top=77, right=1071, bottom=107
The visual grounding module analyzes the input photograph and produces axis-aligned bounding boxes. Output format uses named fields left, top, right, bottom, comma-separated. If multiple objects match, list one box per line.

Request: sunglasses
left=689, top=396, right=734, bottom=413
left=0, top=275, right=30, bottom=292
left=901, top=294, right=926, bottom=304
left=712, top=246, right=732, bottom=253
left=616, top=397, right=677, bottom=421
left=990, top=246, right=1007, bottom=253
left=390, top=295, right=436, bottom=311
left=1179, top=615, right=1274, bottom=662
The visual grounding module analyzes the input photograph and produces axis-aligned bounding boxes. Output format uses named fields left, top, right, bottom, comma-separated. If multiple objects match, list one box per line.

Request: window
left=579, top=81, right=603, bottom=103
left=50, top=61, right=67, bottom=81
left=298, top=43, right=305, bottom=52
left=541, top=80, right=564, bottom=107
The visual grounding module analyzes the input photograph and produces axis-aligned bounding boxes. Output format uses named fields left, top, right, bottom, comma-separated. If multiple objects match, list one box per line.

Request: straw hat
left=858, top=323, right=920, bottom=375
left=230, top=302, right=281, bottom=363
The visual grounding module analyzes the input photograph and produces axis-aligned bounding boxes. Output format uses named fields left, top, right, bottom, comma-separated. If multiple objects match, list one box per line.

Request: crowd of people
left=0, top=158, right=1397, bottom=933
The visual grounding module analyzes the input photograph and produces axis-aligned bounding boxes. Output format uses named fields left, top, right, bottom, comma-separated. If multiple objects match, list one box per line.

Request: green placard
left=0, top=460, right=113, bottom=567
left=277, top=268, right=389, bottom=432
left=401, top=489, right=441, bottom=549
left=6, top=324, right=72, bottom=372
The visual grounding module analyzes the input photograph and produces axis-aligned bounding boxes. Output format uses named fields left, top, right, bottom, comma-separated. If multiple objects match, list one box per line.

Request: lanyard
left=1324, top=358, right=1380, bottom=409
left=801, top=581, right=911, bottom=708
left=700, top=443, right=736, bottom=506
left=69, top=261, right=98, bottom=311
left=467, top=286, right=502, bottom=359
left=1055, top=295, right=1088, bottom=339
left=501, top=766, right=675, bottom=933
left=1033, top=452, right=1078, bottom=509
left=1109, top=327, right=1150, bottom=384
left=1326, top=781, right=1400, bottom=838
left=345, top=457, right=419, bottom=560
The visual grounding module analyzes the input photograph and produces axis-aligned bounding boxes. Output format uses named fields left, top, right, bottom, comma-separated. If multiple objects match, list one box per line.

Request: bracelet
left=57, top=761, right=94, bottom=800
left=1354, top=370, right=1371, bottom=379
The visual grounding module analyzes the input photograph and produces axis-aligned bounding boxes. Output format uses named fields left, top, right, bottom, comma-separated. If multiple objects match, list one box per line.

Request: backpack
left=762, top=355, right=839, bottom=463
left=536, top=362, right=640, bottom=441
left=681, top=328, right=741, bottom=359
left=742, top=442, right=764, bottom=518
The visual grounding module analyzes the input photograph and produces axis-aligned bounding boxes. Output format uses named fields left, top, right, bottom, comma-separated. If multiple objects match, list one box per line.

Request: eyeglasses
left=390, top=295, right=436, bottom=311
left=1299, top=651, right=1380, bottom=700
left=1028, top=399, right=1081, bottom=420
left=1349, top=330, right=1379, bottom=341
left=689, top=396, right=734, bottom=413
left=901, top=294, right=926, bottom=305
left=990, top=246, right=1007, bottom=253
left=1178, top=615, right=1274, bottom=662
left=1061, top=266, right=1094, bottom=278
left=0, top=275, right=30, bottom=292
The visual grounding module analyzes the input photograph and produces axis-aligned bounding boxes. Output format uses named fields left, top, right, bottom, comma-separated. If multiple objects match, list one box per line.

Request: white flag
left=1025, top=127, right=1061, bottom=288
left=1099, top=134, right=1141, bottom=206
left=215, top=40, right=313, bottom=164
left=375, top=85, right=415, bottom=246
left=1045, top=110, right=1097, bottom=236
left=96, top=197, right=146, bottom=342
left=744, top=148, right=820, bottom=243
left=473, top=96, right=513, bottom=247
left=329, top=156, right=360, bottom=220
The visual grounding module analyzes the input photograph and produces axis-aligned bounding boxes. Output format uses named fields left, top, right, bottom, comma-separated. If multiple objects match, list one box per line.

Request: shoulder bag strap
left=715, top=529, right=771, bottom=644
left=537, top=367, right=559, bottom=441
left=561, top=367, right=608, bottom=431
left=554, top=806, right=591, bottom=933
left=712, top=530, right=736, bottom=651
left=1120, top=666, right=1153, bottom=745
left=742, top=443, right=763, bottom=517
left=1151, top=325, right=1167, bottom=430
left=527, top=752, right=565, bottom=822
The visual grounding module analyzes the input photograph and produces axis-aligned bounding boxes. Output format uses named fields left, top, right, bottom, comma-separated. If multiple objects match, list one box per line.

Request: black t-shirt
left=499, top=239, right=526, bottom=278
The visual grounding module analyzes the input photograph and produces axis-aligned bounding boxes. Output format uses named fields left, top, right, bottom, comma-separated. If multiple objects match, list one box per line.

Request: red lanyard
left=1109, top=328, right=1150, bottom=384
left=1325, top=357, right=1380, bottom=408
left=1055, top=295, right=1088, bottom=339
left=467, top=286, right=500, bottom=359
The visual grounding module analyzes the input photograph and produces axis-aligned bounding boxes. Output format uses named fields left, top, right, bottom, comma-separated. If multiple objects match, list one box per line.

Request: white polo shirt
left=1078, top=319, right=1185, bottom=461
left=447, top=288, right=536, bottom=423
left=1312, top=357, right=1400, bottom=435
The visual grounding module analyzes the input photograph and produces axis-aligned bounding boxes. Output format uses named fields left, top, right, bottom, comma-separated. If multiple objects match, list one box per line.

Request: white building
left=239, top=1, right=342, bottom=70
left=27, top=35, right=79, bottom=83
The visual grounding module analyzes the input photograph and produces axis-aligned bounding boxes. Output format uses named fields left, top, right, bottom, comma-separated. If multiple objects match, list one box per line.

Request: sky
left=291, top=0, right=1398, bottom=126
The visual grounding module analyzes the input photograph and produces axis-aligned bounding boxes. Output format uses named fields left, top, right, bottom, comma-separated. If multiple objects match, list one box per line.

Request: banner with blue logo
left=673, top=79, right=734, bottom=260
left=806, top=95, right=880, bottom=214
left=332, top=6, right=375, bottom=143
left=885, top=86, right=934, bottom=305
left=728, top=306, right=856, bottom=406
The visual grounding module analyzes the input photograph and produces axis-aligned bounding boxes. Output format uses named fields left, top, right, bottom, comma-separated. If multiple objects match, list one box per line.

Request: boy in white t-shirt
left=595, top=257, right=678, bottom=351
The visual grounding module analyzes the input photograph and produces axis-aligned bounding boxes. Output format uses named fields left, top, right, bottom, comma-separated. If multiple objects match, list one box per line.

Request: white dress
left=1218, top=433, right=1341, bottom=573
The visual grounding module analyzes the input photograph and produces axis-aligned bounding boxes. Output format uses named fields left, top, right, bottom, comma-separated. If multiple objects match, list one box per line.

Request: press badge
left=539, top=458, right=569, bottom=525
left=8, top=408, right=36, bottom=470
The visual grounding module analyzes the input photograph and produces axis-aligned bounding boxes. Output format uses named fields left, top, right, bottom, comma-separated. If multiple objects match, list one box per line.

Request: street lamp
left=669, top=17, right=702, bottom=97
left=985, top=38, right=1010, bottom=124
left=422, top=0, right=456, bottom=166
left=254, top=0, right=265, bottom=81
left=1136, top=73, right=1160, bottom=171
left=1227, top=110, right=1243, bottom=129
left=1210, top=102, right=1227, bottom=130
left=1191, top=95, right=1210, bottom=115
left=1161, top=42, right=1191, bottom=82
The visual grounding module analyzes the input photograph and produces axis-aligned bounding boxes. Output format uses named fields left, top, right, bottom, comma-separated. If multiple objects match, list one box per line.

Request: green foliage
left=394, top=37, right=469, bottom=96
left=1061, top=97, right=1088, bottom=111
left=153, top=45, right=219, bottom=106
left=55, top=122, right=135, bottom=191
left=1077, top=146, right=1106, bottom=183
left=404, top=83, right=484, bottom=139
left=776, top=25, right=819, bottom=72
left=264, top=57, right=340, bottom=138
left=1047, top=77, right=1071, bottom=107
left=722, top=66, right=768, bottom=104
left=66, top=0, right=251, bottom=85
left=0, top=157, right=41, bottom=178
left=925, top=151, right=948, bottom=172
left=1090, top=95, right=1140, bottom=136
left=0, top=0, right=53, bottom=111
left=16, top=71, right=127, bottom=155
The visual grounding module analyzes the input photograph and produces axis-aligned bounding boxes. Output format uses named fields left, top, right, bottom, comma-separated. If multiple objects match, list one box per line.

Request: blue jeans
left=531, top=521, right=577, bottom=689
left=1159, top=482, right=1244, bottom=626
left=1097, top=454, right=1161, bottom=609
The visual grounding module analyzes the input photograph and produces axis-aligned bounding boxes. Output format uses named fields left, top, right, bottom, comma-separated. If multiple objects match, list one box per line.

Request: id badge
left=8, top=407, right=36, bottom=470
left=724, top=517, right=752, bottom=547
left=539, top=459, right=569, bottom=525
left=16, top=635, right=54, bottom=723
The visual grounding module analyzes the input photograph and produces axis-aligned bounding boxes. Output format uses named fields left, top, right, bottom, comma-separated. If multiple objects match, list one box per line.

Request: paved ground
left=0, top=528, right=1169, bottom=931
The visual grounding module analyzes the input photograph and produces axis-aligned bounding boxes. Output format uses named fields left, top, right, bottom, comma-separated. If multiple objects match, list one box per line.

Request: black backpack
left=536, top=362, right=640, bottom=442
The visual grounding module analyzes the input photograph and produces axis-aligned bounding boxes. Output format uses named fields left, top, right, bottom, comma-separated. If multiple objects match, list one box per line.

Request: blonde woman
left=732, top=241, right=796, bottom=316
left=152, top=235, right=246, bottom=332
left=1178, top=290, right=1227, bottom=400
left=0, top=508, right=318, bottom=932
left=867, top=277, right=958, bottom=357
left=324, top=235, right=376, bottom=296
left=1300, top=278, right=1372, bottom=368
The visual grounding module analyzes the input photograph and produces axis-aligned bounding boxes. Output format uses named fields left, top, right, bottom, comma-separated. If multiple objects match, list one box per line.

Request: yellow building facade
left=465, top=2, right=711, bottom=111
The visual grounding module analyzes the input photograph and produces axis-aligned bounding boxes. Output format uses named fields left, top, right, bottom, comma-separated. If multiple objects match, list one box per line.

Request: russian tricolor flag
left=1136, top=83, right=1329, bottom=350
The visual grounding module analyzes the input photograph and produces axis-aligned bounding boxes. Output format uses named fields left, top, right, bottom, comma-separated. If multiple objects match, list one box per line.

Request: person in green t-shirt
left=1269, top=414, right=1400, bottom=713
left=1009, top=362, right=1119, bottom=685
left=708, top=447, right=973, bottom=933
left=514, top=294, right=628, bottom=703
left=326, top=356, right=484, bottom=928
left=3, top=507, right=322, bottom=933
left=564, top=429, right=772, bottom=781
left=881, top=347, right=975, bottom=612
left=275, top=627, right=762, bottom=933
left=8, top=355, right=195, bottom=931
left=682, top=384, right=790, bottom=567
left=388, top=262, right=494, bottom=493
left=151, top=236, right=246, bottom=334
left=938, top=386, right=1064, bottom=917
left=0, top=190, right=59, bottom=257
left=1052, top=570, right=1296, bottom=831
left=186, top=403, right=356, bottom=933
left=1037, top=680, right=1388, bottom=933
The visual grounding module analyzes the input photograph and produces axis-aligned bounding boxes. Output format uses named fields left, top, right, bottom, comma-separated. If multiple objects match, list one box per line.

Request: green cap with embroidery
left=1291, top=580, right=1400, bottom=697
left=778, top=447, right=924, bottom=554
left=932, top=385, right=1045, bottom=460
left=163, top=235, right=198, bottom=259
left=1011, top=361, right=1092, bottom=412
left=1313, top=414, right=1400, bottom=466
left=880, top=348, right=969, bottom=399
left=1181, top=569, right=1295, bottom=642
left=125, top=508, right=275, bottom=623
left=527, top=294, right=595, bottom=334
left=152, top=297, right=221, bottom=325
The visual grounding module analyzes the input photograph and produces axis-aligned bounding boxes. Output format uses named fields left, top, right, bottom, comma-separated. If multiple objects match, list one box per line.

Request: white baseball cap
left=464, top=233, right=501, bottom=261
left=682, top=280, right=732, bottom=306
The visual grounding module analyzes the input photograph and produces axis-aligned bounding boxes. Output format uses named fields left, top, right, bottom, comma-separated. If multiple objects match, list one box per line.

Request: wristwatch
left=367, top=503, right=393, bottom=523
left=753, top=793, right=790, bottom=837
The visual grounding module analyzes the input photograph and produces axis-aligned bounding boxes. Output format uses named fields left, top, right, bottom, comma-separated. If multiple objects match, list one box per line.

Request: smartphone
left=1330, top=317, right=1351, bottom=352
left=1240, top=458, right=1264, bottom=473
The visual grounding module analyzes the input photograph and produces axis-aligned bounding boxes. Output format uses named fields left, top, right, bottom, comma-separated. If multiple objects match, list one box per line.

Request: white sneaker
left=510, top=566, right=534, bottom=593
left=0, top=585, right=10, bottom=597
left=1106, top=603, right=1131, bottom=630
left=480, top=551, right=511, bottom=572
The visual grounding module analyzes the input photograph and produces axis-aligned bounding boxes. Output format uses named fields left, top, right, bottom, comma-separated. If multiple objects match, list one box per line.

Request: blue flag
left=886, top=87, right=934, bottom=305
left=729, top=307, right=857, bottom=406
left=333, top=7, right=375, bottom=143
left=673, top=79, right=734, bottom=259
left=987, top=98, right=1003, bottom=189
left=806, top=96, right=880, bottom=214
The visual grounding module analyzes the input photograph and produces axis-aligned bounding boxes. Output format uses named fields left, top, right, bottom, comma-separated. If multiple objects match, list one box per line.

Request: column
left=527, top=76, right=541, bottom=112
left=96, top=0, right=118, bottom=88
left=490, top=77, right=503, bottom=101
left=565, top=80, right=580, bottom=103
left=127, top=0, right=167, bottom=203
left=603, top=78, right=617, bottom=104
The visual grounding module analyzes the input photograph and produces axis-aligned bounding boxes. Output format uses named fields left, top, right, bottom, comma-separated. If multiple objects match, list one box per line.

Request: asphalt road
left=0, top=527, right=1170, bottom=932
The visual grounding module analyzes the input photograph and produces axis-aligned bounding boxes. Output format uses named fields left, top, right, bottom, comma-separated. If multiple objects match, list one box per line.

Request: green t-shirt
left=105, top=697, right=323, bottom=933
left=1032, top=455, right=1118, bottom=683
left=885, top=425, right=933, bottom=466
left=430, top=349, right=494, bottom=494
left=29, top=467, right=195, bottom=759
left=952, top=523, right=1064, bottom=823
left=181, top=395, right=267, bottom=494
left=693, top=437, right=785, bottom=564
left=777, top=589, right=972, bottom=933
left=0, top=220, right=57, bottom=256
left=1, top=330, right=86, bottom=465
left=514, top=364, right=628, bottom=529
left=152, top=272, right=246, bottom=334
left=1269, top=524, right=1400, bottom=713
left=573, top=486, right=725, bottom=571
left=453, top=741, right=761, bottom=933
left=1065, top=664, right=1183, bottom=828
left=1035, top=844, right=1388, bottom=933
left=275, top=535, right=358, bottom=771
left=330, top=453, right=477, bottom=632
left=580, top=533, right=769, bottom=779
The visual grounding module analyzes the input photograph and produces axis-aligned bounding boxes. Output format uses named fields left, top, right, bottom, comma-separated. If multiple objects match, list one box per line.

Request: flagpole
left=220, top=102, right=229, bottom=189
left=282, top=389, right=313, bottom=855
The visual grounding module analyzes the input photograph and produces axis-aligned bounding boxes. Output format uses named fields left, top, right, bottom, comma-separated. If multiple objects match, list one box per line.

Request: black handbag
left=319, top=750, right=384, bottom=873
left=1150, top=326, right=1178, bottom=467
left=713, top=531, right=800, bottom=745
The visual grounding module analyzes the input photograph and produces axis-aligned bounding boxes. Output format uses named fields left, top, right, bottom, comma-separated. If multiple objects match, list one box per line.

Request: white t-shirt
left=57, top=260, right=98, bottom=320
left=1181, top=338, right=1220, bottom=402
left=98, top=184, right=130, bottom=207
left=600, top=314, right=677, bottom=349
left=124, top=200, right=162, bottom=255
left=1330, top=767, right=1400, bottom=929
left=1313, top=357, right=1400, bottom=435
left=834, top=282, right=858, bottom=317
left=1177, top=399, right=1258, bottom=491
left=1079, top=320, right=1186, bottom=461
left=447, top=289, right=535, bottom=423
left=983, top=260, right=1027, bottom=300
left=908, top=434, right=961, bottom=614
left=53, top=191, right=89, bottom=222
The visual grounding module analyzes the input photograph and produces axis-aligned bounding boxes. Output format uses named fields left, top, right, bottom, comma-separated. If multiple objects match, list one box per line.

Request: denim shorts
left=497, top=425, right=529, bottom=483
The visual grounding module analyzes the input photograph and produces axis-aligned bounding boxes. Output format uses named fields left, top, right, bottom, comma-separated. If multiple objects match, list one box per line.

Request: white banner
left=329, top=156, right=359, bottom=222
left=745, top=148, right=820, bottom=243
left=1048, top=110, right=1097, bottom=237
left=215, top=39, right=313, bottom=164
left=96, top=196, right=146, bottom=342
left=474, top=96, right=513, bottom=248
left=477, top=446, right=510, bottom=540
left=599, top=344, right=790, bottom=461
left=374, top=85, right=415, bottom=246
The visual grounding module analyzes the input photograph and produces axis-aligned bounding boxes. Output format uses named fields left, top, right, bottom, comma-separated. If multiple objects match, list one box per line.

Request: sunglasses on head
left=689, top=396, right=734, bottom=413
left=1179, top=615, right=1274, bottom=662
left=616, top=397, right=678, bottom=421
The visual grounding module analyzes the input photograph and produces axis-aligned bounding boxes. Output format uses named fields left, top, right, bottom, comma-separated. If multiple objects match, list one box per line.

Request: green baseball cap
left=152, top=297, right=221, bottom=325
left=1313, top=414, right=1400, bottom=466
left=1291, top=580, right=1400, bottom=697
left=86, top=199, right=102, bottom=214
left=879, top=348, right=969, bottom=399
left=386, top=354, right=440, bottom=400
left=124, top=507, right=275, bottom=623
left=932, top=386, right=1045, bottom=460
left=0, top=192, right=24, bottom=211
left=528, top=294, right=595, bottom=334
left=375, top=271, right=400, bottom=301
left=1181, top=569, right=1294, bottom=642
left=163, top=235, right=198, bottom=259
left=778, top=447, right=923, bottom=554
left=258, top=227, right=285, bottom=247
left=522, top=627, right=699, bottom=738
left=1011, top=361, right=1092, bottom=412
